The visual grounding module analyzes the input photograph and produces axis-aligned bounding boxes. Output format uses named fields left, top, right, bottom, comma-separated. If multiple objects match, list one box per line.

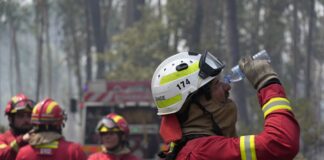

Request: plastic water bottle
left=224, top=50, right=271, bottom=84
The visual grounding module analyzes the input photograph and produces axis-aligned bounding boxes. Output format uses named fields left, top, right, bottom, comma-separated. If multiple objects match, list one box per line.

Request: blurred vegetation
left=0, top=125, right=6, bottom=133
left=106, top=11, right=170, bottom=80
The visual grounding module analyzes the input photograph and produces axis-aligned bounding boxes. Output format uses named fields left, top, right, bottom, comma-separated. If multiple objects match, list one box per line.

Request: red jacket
left=176, top=84, right=300, bottom=160
left=0, top=130, right=27, bottom=160
left=88, top=152, right=140, bottom=160
left=15, top=138, right=87, bottom=160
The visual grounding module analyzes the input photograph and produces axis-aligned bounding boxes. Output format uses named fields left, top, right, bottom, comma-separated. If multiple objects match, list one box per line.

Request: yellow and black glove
left=239, top=56, right=278, bottom=90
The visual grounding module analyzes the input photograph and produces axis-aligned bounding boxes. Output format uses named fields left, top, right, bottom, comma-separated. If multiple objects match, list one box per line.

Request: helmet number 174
left=176, top=79, right=191, bottom=90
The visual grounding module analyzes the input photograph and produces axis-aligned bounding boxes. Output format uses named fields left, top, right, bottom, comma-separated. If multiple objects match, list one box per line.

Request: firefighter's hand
left=22, top=133, right=31, bottom=142
left=22, top=128, right=36, bottom=142
left=239, top=56, right=278, bottom=90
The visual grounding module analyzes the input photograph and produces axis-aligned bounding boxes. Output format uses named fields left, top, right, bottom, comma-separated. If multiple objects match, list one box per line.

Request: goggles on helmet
left=96, top=118, right=121, bottom=133
left=11, top=100, right=35, bottom=113
left=198, top=51, right=225, bottom=79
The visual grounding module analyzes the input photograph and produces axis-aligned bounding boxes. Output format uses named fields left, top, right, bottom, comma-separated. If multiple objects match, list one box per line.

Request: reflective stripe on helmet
left=110, top=114, right=123, bottom=123
left=46, top=101, right=58, bottom=114
left=262, top=97, right=292, bottom=118
left=156, top=94, right=182, bottom=109
left=32, top=104, right=39, bottom=114
left=240, top=135, right=256, bottom=160
left=11, top=96, right=20, bottom=104
left=160, top=62, right=199, bottom=85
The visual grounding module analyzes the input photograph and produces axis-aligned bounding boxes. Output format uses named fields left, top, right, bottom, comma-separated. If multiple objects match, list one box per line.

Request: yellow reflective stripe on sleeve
left=240, top=137, right=246, bottom=160
left=250, top=136, right=256, bottom=160
left=9, top=140, right=18, bottom=151
left=262, top=97, right=292, bottom=118
left=35, top=141, right=59, bottom=149
left=240, top=135, right=257, bottom=160
left=160, top=62, right=199, bottom=85
left=0, top=143, right=8, bottom=149
left=262, top=97, right=289, bottom=110
left=156, top=94, right=182, bottom=108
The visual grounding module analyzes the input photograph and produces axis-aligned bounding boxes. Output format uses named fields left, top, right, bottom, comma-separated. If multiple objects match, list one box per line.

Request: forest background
left=0, top=0, right=323, bottom=159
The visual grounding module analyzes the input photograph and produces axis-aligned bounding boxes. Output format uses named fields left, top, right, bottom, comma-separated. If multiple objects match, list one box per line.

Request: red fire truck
left=80, top=80, right=160, bottom=159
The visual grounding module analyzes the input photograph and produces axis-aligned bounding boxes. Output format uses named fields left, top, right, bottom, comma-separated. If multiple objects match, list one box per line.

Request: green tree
left=305, top=0, right=315, bottom=100
left=106, top=14, right=170, bottom=80
left=165, top=0, right=193, bottom=52
left=226, top=0, right=249, bottom=125
left=0, top=1, right=31, bottom=93
left=0, top=125, right=6, bottom=133
left=199, top=0, right=227, bottom=58
left=294, top=98, right=324, bottom=159
left=89, top=0, right=105, bottom=79
left=34, top=0, right=46, bottom=101
left=56, top=0, right=85, bottom=100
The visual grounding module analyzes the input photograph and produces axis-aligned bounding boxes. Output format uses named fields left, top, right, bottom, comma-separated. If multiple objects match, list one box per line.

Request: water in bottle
left=224, top=50, right=271, bottom=84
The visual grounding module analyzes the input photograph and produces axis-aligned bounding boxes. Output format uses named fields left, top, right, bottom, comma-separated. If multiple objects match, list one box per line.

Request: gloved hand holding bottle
left=238, top=53, right=278, bottom=90
left=224, top=50, right=271, bottom=84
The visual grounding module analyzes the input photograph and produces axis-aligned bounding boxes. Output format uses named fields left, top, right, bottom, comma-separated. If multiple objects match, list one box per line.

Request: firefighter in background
left=88, top=113, right=139, bottom=160
left=151, top=51, right=300, bottom=159
left=0, top=94, right=35, bottom=160
left=15, top=98, right=87, bottom=160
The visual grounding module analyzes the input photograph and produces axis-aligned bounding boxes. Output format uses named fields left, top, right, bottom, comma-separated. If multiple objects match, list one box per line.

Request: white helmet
left=151, top=51, right=224, bottom=115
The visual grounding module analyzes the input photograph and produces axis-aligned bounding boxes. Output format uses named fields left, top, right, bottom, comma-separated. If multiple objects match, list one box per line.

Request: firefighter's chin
left=101, top=134, right=120, bottom=151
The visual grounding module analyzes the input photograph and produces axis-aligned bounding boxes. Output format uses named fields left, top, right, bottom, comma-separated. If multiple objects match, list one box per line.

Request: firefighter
left=15, top=98, right=87, bottom=160
left=151, top=51, right=300, bottom=160
left=88, top=113, right=139, bottom=160
left=0, top=94, right=35, bottom=160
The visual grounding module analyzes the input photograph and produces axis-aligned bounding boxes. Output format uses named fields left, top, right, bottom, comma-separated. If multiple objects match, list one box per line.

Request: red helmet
left=31, top=98, right=66, bottom=126
left=5, top=93, right=35, bottom=115
left=96, top=113, right=130, bottom=135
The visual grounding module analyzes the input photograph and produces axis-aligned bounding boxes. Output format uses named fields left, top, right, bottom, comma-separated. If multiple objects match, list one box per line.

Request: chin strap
left=194, top=101, right=223, bottom=136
